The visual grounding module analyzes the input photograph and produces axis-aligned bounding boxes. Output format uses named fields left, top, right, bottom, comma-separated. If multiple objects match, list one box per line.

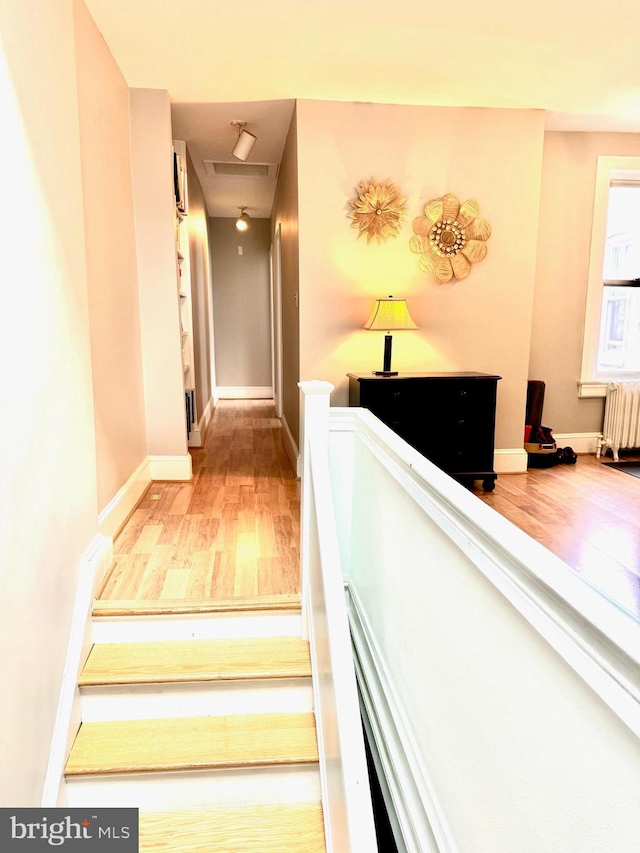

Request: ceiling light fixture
left=231, top=120, right=257, bottom=162
left=235, top=207, right=250, bottom=232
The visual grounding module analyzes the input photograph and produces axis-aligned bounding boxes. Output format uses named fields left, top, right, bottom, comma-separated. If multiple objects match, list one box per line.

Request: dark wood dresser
left=348, top=372, right=501, bottom=491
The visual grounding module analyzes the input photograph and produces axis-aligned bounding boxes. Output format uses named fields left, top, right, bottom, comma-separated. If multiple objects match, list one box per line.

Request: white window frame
left=579, top=155, right=640, bottom=398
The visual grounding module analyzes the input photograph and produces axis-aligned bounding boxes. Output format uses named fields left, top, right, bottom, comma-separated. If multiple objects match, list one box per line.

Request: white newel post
left=298, top=380, right=335, bottom=640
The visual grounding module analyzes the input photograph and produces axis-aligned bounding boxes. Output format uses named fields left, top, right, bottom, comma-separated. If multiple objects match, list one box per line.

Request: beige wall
left=296, top=100, right=546, bottom=452
left=0, top=0, right=99, bottom=804
left=74, top=0, right=146, bottom=513
left=530, top=131, right=640, bottom=434
left=130, top=88, right=188, bottom=457
left=210, top=218, right=272, bottom=388
left=185, top=148, right=214, bottom=420
left=271, top=107, right=301, bottom=444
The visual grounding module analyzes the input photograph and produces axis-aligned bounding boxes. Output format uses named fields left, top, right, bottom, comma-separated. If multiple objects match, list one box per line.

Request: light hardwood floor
left=79, top=636, right=312, bottom=686
left=100, top=400, right=300, bottom=601
left=65, top=712, right=318, bottom=775
left=102, top=399, right=640, bottom=619
left=138, top=805, right=326, bottom=853
left=472, top=453, right=640, bottom=619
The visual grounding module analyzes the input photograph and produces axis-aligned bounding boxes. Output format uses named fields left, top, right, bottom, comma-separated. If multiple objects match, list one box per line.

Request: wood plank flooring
left=100, top=400, right=300, bottom=601
left=92, top=595, right=300, bottom=617
left=79, top=637, right=312, bottom=686
left=65, top=713, right=319, bottom=776
left=101, top=398, right=640, bottom=620
left=471, top=453, right=640, bottom=618
left=138, top=804, right=326, bottom=852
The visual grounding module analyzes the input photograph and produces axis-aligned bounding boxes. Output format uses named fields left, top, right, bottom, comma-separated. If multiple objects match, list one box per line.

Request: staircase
left=65, top=596, right=326, bottom=852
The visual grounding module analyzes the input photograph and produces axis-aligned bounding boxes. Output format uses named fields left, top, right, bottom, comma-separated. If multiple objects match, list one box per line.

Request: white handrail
left=299, top=381, right=378, bottom=853
left=334, top=406, right=640, bottom=720
left=327, top=405, right=640, bottom=853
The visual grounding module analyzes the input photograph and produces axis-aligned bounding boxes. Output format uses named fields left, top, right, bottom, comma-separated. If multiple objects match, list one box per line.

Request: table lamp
left=363, top=296, right=418, bottom=376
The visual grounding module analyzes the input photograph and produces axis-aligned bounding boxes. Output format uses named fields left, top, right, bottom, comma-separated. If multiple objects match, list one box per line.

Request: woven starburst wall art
left=348, top=177, right=407, bottom=244
left=410, top=193, right=491, bottom=283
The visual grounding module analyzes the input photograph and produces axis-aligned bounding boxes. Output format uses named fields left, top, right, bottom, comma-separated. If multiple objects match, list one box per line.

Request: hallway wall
left=130, top=88, right=188, bottom=458
left=295, top=100, right=545, bottom=456
left=74, top=0, right=147, bottom=514
left=271, top=107, right=300, bottom=444
left=0, top=0, right=100, bottom=806
left=210, top=217, right=272, bottom=390
left=531, top=130, right=640, bottom=433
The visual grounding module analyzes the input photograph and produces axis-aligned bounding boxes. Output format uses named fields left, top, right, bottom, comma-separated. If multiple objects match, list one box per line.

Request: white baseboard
left=41, top=534, right=113, bottom=807
left=217, top=386, right=273, bottom=399
left=188, top=395, right=214, bottom=448
left=493, top=447, right=528, bottom=474
left=553, top=432, right=601, bottom=454
left=280, top=413, right=300, bottom=477
left=98, top=452, right=193, bottom=536
left=348, top=586, right=458, bottom=853
left=98, top=457, right=151, bottom=539
left=148, top=454, right=192, bottom=481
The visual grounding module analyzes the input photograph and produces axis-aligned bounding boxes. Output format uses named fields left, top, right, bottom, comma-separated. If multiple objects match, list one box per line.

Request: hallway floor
left=102, top=398, right=640, bottom=620
left=100, top=400, right=300, bottom=601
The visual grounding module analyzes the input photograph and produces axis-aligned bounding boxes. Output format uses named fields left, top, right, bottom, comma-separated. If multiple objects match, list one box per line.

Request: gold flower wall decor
left=410, top=193, right=491, bottom=283
left=348, top=177, right=407, bottom=244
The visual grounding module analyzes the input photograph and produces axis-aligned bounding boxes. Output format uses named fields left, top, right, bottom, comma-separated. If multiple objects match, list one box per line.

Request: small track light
left=231, top=120, right=257, bottom=162
left=236, top=207, right=250, bottom=231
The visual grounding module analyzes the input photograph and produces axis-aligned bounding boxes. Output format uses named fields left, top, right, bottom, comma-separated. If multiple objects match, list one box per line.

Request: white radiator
left=597, top=380, right=640, bottom=461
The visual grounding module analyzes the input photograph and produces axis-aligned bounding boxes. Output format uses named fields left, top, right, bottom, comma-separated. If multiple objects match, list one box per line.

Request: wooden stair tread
left=139, top=804, right=325, bottom=852
left=93, top=595, right=300, bottom=617
left=79, top=637, right=311, bottom=686
left=65, top=713, right=318, bottom=776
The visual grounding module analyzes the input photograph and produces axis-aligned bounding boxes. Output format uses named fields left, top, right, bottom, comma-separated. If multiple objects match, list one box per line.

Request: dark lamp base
left=373, top=370, right=398, bottom=376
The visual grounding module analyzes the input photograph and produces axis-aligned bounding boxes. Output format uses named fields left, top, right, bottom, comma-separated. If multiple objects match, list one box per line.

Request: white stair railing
left=299, top=381, right=378, bottom=853
left=327, top=405, right=640, bottom=853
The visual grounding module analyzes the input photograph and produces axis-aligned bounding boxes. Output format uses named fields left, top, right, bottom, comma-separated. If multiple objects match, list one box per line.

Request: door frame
left=270, top=223, right=284, bottom=418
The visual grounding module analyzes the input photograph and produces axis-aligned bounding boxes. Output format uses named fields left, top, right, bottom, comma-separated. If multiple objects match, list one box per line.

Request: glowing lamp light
left=363, top=295, right=418, bottom=376
left=235, top=207, right=250, bottom=232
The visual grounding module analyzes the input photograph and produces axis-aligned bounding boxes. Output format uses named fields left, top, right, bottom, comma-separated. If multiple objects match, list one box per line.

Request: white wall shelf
left=172, top=140, right=197, bottom=444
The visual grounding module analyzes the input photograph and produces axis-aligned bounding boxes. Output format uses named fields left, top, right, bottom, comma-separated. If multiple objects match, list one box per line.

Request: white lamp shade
left=232, top=129, right=257, bottom=161
left=363, top=297, right=418, bottom=331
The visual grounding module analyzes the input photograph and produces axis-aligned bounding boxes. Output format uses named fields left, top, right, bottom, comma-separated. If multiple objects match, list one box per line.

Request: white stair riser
left=65, top=764, right=321, bottom=810
left=92, top=612, right=302, bottom=644
left=80, top=678, right=313, bottom=722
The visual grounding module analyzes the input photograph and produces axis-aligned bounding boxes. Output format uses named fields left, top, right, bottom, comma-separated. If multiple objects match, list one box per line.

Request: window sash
left=579, top=155, right=640, bottom=396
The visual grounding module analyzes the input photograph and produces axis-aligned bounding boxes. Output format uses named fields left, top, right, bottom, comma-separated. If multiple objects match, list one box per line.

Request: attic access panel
left=203, top=161, right=278, bottom=178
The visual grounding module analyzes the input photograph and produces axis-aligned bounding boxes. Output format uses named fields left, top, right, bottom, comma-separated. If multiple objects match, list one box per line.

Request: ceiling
left=84, top=0, right=640, bottom=218
left=171, top=100, right=294, bottom=218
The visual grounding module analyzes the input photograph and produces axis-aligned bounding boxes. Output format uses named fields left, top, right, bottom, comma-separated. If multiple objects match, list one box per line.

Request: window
left=597, top=183, right=640, bottom=374
left=579, top=157, right=640, bottom=397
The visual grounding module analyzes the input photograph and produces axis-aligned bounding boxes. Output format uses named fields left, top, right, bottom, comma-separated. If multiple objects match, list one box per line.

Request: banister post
left=298, top=380, right=335, bottom=639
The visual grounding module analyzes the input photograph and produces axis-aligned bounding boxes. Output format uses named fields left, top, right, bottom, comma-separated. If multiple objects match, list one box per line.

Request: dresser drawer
left=351, top=379, right=410, bottom=433
left=348, top=372, right=501, bottom=489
